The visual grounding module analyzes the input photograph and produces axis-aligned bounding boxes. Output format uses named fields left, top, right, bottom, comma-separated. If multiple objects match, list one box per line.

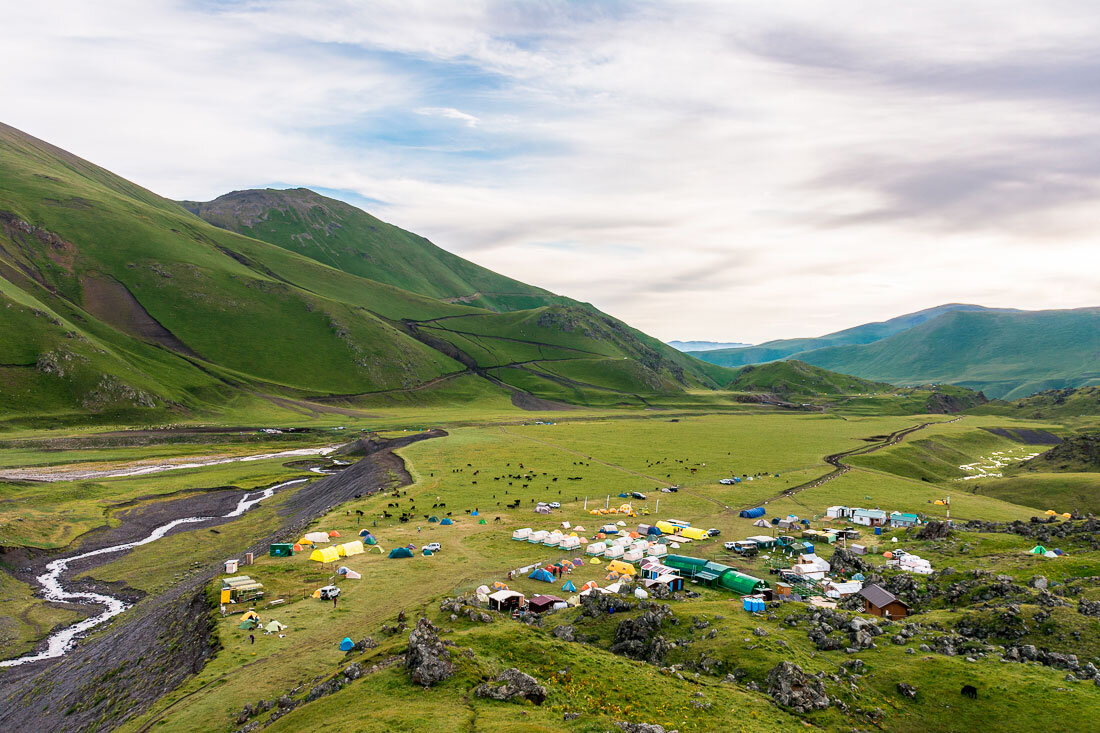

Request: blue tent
left=618, top=492, right=630, bottom=498
left=423, top=548, right=433, bottom=556
left=429, top=516, right=439, bottom=523
left=358, top=529, right=372, bottom=537
left=739, top=507, right=766, bottom=519
left=528, top=568, right=555, bottom=583
left=800, top=519, right=811, bottom=526
left=440, top=518, right=454, bottom=525
left=561, top=580, right=576, bottom=592
left=388, top=547, right=413, bottom=559
left=339, top=637, right=354, bottom=651
left=471, top=510, right=479, bottom=516
left=646, top=526, right=662, bottom=536
left=852, top=572, right=865, bottom=581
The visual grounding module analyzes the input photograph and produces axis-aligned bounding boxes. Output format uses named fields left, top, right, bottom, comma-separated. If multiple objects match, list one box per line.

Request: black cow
left=961, top=685, right=977, bottom=699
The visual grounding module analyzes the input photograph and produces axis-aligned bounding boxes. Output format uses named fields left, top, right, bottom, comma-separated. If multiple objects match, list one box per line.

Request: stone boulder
left=405, top=617, right=453, bottom=687
left=474, top=668, right=547, bottom=705
left=766, top=661, right=831, bottom=713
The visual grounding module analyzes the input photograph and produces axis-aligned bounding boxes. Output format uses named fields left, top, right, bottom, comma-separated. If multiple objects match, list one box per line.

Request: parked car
left=660, top=488, right=671, bottom=493
left=549, top=502, right=561, bottom=509
left=424, top=542, right=442, bottom=553
left=318, top=585, right=341, bottom=600
left=719, top=478, right=735, bottom=485
left=724, top=541, right=738, bottom=551
left=667, top=486, right=679, bottom=492
left=707, top=528, right=721, bottom=537
left=631, top=491, right=647, bottom=500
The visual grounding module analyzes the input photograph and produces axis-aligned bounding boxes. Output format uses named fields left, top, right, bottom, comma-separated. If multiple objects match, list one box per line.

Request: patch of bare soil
left=79, top=274, right=200, bottom=356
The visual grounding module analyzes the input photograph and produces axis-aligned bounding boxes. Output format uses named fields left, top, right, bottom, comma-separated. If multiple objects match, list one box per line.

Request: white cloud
left=1, top=0, right=1098, bottom=342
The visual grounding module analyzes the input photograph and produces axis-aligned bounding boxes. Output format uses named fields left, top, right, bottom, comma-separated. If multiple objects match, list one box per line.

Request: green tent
left=239, top=619, right=258, bottom=630
left=269, top=543, right=294, bottom=557
left=388, top=547, right=413, bottom=559
left=364, top=535, right=377, bottom=545
left=478, top=518, right=487, bottom=524
left=1030, top=545, right=1047, bottom=554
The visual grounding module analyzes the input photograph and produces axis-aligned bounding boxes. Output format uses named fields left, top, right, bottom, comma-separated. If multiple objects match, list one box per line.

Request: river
left=0, top=477, right=308, bottom=668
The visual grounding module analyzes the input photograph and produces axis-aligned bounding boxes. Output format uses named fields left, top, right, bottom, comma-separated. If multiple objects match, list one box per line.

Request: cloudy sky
left=3, top=1, right=1098, bottom=343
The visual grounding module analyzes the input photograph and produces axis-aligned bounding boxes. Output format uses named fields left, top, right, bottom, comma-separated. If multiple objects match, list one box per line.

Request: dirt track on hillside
left=0, top=430, right=444, bottom=733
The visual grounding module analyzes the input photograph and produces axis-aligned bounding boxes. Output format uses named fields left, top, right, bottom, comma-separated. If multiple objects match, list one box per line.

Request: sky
left=2, top=0, right=1099, bottom=343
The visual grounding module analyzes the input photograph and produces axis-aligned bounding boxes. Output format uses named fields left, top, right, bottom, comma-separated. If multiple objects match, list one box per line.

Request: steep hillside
left=972, top=387, right=1100, bottom=420
left=1021, top=432, right=1100, bottom=472
left=727, top=360, right=892, bottom=397
left=691, top=303, right=996, bottom=367
left=0, top=122, right=735, bottom=421
left=181, top=188, right=568, bottom=312
left=667, top=340, right=750, bottom=352
left=798, top=308, right=1100, bottom=399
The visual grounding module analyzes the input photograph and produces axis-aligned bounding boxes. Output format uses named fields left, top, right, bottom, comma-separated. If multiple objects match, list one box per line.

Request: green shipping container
left=269, top=543, right=294, bottom=557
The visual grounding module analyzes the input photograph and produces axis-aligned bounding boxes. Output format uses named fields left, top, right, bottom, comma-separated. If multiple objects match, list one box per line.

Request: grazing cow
left=446, top=511, right=452, bottom=516
left=355, top=509, right=364, bottom=516
left=961, top=685, right=977, bottom=699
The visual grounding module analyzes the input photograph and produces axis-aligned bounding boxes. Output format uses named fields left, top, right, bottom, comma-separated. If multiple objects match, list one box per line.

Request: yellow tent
left=1045, top=510, right=1058, bottom=516
left=1062, top=513, right=1072, bottom=519
left=655, top=520, right=678, bottom=535
left=297, top=537, right=314, bottom=546
left=589, top=558, right=602, bottom=565
left=680, top=527, right=709, bottom=541
left=606, top=560, right=637, bottom=576
left=310, top=546, right=339, bottom=563
left=239, top=610, right=259, bottom=621
left=337, top=541, right=365, bottom=557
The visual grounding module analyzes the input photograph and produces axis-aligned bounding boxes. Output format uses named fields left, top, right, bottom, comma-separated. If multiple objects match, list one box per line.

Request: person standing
left=249, top=634, right=255, bottom=645
left=333, top=596, right=338, bottom=609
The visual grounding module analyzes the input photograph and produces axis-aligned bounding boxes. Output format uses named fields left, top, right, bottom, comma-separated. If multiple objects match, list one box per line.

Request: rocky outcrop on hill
left=405, top=618, right=453, bottom=687
left=610, top=604, right=675, bottom=663
left=917, top=520, right=951, bottom=540
left=474, top=668, right=547, bottom=705
left=829, top=547, right=872, bottom=575
left=766, top=661, right=831, bottom=713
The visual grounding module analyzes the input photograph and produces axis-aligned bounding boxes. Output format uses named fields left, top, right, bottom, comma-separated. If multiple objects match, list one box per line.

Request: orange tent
left=329, top=530, right=342, bottom=538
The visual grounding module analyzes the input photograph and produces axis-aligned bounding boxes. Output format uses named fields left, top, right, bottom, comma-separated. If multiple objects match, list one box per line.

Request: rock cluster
left=610, top=604, right=675, bottom=663
left=765, top=661, right=831, bottom=713
left=405, top=618, right=454, bottom=687
left=474, top=668, right=547, bottom=705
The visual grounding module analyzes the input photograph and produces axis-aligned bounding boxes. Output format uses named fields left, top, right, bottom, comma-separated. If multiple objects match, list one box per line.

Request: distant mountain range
left=667, top=340, right=751, bottom=352
left=690, top=304, right=1100, bottom=399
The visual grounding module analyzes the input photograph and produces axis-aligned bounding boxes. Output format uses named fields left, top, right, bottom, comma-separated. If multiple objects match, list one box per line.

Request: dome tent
left=528, top=568, right=555, bottom=582
left=388, top=547, right=414, bottom=559
left=440, top=518, right=454, bottom=525
left=562, top=580, right=576, bottom=592
left=339, top=637, right=354, bottom=651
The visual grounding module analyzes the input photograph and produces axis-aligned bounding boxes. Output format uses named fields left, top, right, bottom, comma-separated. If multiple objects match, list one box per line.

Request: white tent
left=304, top=531, right=330, bottom=544
left=560, top=536, right=581, bottom=550
left=527, top=530, right=549, bottom=543
left=634, top=588, right=649, bottom=599
left=543, top=533, right=563, bottom=547
left=512, top=528, right=532, bottom=541
left=604, top=545, right=624, bottom=559
left=585, top=543, right=605, bottom=556
left=344, top=570, right=362, bottom=580
left=647, top=544, right=667, bottom=557
left=623, top=549, right=645, bottom=562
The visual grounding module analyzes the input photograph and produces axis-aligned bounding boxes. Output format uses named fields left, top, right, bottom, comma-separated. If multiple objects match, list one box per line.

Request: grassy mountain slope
left=691, top=303, right=995, bottom=367
left=181, top=188, right=569, bottom=312
left=727, top=359, right=893, bottom=397
left=972, top=387, right=1100, bottom=420
left=0, top=122, right=736, bottom=421
left=1020, top=432, right=1100, bottom=473
left=798, top=308, right=1100, bottom=399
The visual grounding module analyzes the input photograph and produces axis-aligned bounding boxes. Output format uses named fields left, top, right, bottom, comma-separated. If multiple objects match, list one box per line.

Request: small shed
left=850, top=543, right=867, bottom=555
left=859, top=583, right=909, bottom=619
left=528, top=594, right=565, bottom=613
left=488, top=589, right=525, bottom=612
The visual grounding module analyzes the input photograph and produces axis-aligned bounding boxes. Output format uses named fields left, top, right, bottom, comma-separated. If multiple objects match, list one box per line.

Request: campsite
left=5, top=407, right=1100, bottom=733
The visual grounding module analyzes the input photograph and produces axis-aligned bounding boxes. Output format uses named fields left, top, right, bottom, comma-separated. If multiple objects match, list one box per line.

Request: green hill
left=1020, top=432, right=1100, bottom=473
left=180, top=188, right=569, bottom=312
left=0, top=122, right=734, bottom=422
left=973, top=387, right=1100, bottom=420
left=726, top=360, right=892, bottom=397
left=798, top=308, right=1100, bottom=399
left=691, top=303, right=996, bottom=368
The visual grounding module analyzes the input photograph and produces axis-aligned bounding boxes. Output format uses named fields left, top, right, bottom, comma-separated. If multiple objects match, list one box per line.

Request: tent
left=296, top=537, right=313, bottom=546
left=339, top=637, right=354, bottom=651
left=680, top=527, right=709, bottom=541
left=1029, top=545, right=1047, bottom=554
left=512, top=528, right=532, bottom=541
left=752, top=519, right=771, bottom=528
left=1053, top=548, right=1066, bottom=556
left=477, top=584, right=491, bottom=595
left=479, top=518, right=487, bottom=524
left=472, top=510, right=479, bottom=516
left=440, top=518, right=454, bottom=525
left=264, top=620, right=286, bottom=633
left=528, top=568, right=555, bottom=583
left=589, top=558, right=602, bottom=565
left=363, top=535, right=378, bottom=545
left=388, top=547, right=413, bottom=559
left=337, top=541, right=365, bottom=557
left=740, top=507, right=766, bottom=519
left=337, top=566, right=351, bottom=575
left=562, top=580, right=576, bottom=592
left=606, top=560, right=637, bottom=576
left=606, top=571, right=620, bottom=580
left=239, top=618, right=259, bottom=630
left=239, top=610, right=260, bottom=622
left=359, top=529, right=372, bottom=537
left=429, top=516, right=439, bottom=523
left=293, top=543, right=304, bottom=552
left=269, top=543, right=294, bottom=557
left=579, top=581, right=598, bottom=592
left=310, top=546, right=340, bottom=563
left=634, top=588, right=649, bottom=599
left=344, top=570, right=362, bottom=579
left=329, top=531, right=342, bottom=538
left=491, top=581, right=510, bottom=591
left=423, top=548, right=434, bottom=556
left=646, top=525, right=662, bottom=536
left=368, top=545, right=384, bottom=554
left=305, top=532, right=330, bottom=544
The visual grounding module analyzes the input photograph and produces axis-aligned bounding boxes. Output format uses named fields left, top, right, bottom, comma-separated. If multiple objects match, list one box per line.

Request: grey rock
left=405, top=617, right=453, bottom=688
left=474, top=668, right=547, bottom=705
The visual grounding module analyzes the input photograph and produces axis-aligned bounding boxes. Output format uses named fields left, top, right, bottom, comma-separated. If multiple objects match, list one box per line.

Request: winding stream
left=0, top=477, right=308, bottom=668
